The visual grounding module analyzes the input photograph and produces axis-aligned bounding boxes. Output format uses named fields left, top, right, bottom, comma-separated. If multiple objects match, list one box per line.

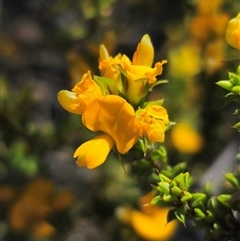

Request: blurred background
left=1, top=0, right=239, bottom=241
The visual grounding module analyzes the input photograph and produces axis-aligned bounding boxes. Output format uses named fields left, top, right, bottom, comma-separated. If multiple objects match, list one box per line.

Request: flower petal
left=74, top=134, right=114, bottom=169
left=225, top=13, right=240, bottom=50
left=131, top=208, right=177, bottom=241
left=132, top=34, right=154, bottom=67
left=82, top=95, right=140, bottom=154
left=137, top=105, right=169, bottom=143
left=57, top=71, right=102, bottom=115
left=57, top=90, right=83, bottom=114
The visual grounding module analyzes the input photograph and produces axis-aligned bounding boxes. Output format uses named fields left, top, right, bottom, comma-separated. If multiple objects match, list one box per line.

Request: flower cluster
left=58, top=34, right=169, bottom=169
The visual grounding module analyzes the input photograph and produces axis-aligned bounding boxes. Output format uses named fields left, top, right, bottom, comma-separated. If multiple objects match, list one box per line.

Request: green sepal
left=149, top=79, right=168, bottom=92
left=174, top=205, right=187, bottom=226
left=93, top=75, right=118, bottom=95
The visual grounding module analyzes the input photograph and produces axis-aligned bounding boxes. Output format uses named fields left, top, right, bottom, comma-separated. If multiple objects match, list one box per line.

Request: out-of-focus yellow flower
left=116, top=191, right=177, bottom=241
left=225, top=13, right=240, bottom=50
left=190, top=0, right=229, bottom=41
left=7, top=178, right=73, bottom=238
left=121, top=34, right=167, bottom=105
left=197, top=0, right=223, bottom=14
left=171, top=122, right=203, bottom=153
left=203, top=39, right=225, bottom=74
left=168, top=41, right=201, bottom=77
left=137, top=105, right=169, bottom=143
left=57, top=71, right=102, bottom=115
left=74, top=95, right=140, bottom=168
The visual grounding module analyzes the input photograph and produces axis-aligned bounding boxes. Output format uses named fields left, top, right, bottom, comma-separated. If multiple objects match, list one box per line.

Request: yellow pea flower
left=225, top=13, right=240, bottom=50
left=137, top=105, right=169, bottom=143
left=98, top=45, right=124, bottom=93
left=99, top=45, right=121, bottom=80
left=57, top=71, right=102, bottom=115
left=116, top=191, right=177, bottom=241
left=74, top=134, right=115, bottom=169
left=171, top=122, right=203, bottom=153
left=120, top=34, right=167, bottom=105
left=82, top=95, right=140, bottom=154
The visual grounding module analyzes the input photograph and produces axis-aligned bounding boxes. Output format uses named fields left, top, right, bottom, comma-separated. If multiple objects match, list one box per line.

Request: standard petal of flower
left=99, top=44, right=109, bottom=61
left=82, top=95, right=140, bottom=154
left=132, top=34, right=154, bottom=67
left=57, top=90, right=83, bottom=114
left=74, top=134, right=115, bottom=169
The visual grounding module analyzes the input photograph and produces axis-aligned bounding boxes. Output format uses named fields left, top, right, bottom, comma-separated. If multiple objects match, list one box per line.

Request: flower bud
left=215, top=80, right=233, bottom=91
left=171, top=186, right=182, bottom=197
left=159, top=174, right=171, bottom=183
left=181, top=191, right=192, bottom=202
left=158, top=182, right=170, bottom=195
left=194, top=208, right=206, bottom=219
left=217, top=194, right=231, bottom=207
left=231, top=86, right=240, bottom=94
left=225, top=173, right=239, bottom=188
left=191, top=193, right=207, bottom=208
left=163, top=194, right=178, bottom=202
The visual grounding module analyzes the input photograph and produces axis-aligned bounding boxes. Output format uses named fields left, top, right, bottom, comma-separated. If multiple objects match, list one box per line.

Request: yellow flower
left=171, top=122, right=203, bottom=153
left=121, top=34, right=167, bottom=105
left=82, top=95, right=140, bottom=154
left=74, top=95, right=140, bottom=168
left=57, top=71, right=102, bottom=115
left=225, top=13, right=240, bottom=50
left=137, top=105, right=169, bottom=143
left=116, top=191, right=177, bottom=241
left=98, top=45, right=124, bottom=93
left=74, top=134, right=115, bottom=169
left=168, top=41, right=201, bottom=77
left=99, top=45, right=121, bottom=80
